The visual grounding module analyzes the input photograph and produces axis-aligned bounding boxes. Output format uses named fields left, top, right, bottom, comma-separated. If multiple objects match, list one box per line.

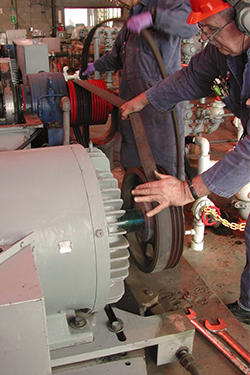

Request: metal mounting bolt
left=183, top=290, right=193, bottom=301
left=69, top=316, right=87, bottom=330
left=144, top=289, right=154, bottom=296
left=107, top=318, right=124, bottom=333
left=96, top=229, right=104, bottom=238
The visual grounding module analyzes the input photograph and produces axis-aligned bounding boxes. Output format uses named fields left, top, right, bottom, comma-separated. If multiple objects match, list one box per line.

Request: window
left=64, top=8, right=121, bottom=28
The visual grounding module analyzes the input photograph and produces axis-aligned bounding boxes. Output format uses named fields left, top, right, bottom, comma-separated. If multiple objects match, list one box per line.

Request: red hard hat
left=187, top=0, right=231, bottom=24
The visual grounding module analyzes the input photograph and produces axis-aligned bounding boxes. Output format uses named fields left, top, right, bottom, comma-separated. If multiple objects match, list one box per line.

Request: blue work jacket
left=147, top=44, right=250, bottom=197
left=94, top=0, right=197, bottom=177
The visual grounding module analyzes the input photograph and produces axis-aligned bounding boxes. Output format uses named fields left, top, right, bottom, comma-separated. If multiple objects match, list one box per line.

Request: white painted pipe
left=189, top=218, right=205, bottom=251
left=195, top=136, right=211, bottom=174
left=190, top=137, right=212, bottom=251
left=61, top=96, right=71, bottom=145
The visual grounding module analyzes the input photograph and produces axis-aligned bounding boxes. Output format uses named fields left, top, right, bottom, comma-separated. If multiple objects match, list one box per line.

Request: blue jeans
left=239, top=214, right=250, bottom=311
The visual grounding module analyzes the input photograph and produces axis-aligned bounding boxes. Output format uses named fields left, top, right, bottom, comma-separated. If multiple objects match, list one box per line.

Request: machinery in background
left=0, top=24, right=228, bottom=150
left=0, top=56, right=44, bottom=150
left=0, top=24, right=124, bottom=151
left=0, top=56, right=67, bottom=149
left=183, top=97, right=228, bottom=137
left=0, top=55, right=115, bottom=150
left=61, top=25, right=121, bottom=82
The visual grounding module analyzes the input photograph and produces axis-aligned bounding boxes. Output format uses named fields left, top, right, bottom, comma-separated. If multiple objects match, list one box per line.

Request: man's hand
left=120, top=92, right=149, bottom=120
left=127, top=11, right=153, bottom=35
left=82, top=62, right=95, bottom=76
left=132, top=171, right=194, bottom=217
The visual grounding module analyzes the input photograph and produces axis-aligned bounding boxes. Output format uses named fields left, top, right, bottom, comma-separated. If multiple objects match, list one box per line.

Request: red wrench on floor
left=205, top=318, right=250, bottom=364
left=187, top=309, right=250, bottom=374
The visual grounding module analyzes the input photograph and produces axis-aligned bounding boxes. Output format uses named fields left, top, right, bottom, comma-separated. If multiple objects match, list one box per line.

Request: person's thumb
left=154, top=170, right=168, bottom=180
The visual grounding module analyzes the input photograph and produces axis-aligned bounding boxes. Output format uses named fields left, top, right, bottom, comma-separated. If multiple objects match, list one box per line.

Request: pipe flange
left=192, top=196, right=214, bottom=220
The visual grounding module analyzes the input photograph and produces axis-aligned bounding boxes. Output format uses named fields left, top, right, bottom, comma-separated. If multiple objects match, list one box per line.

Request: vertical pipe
left=189, top=137, right=211, bottom=251
left=94, top=33, right=101, bottom=80
left=61, top=96, right=71, bottom=145
left=195, top=136, right=211, bottom=174
left=51, top=0, right=56, bottom=37
left=189, top=218, right=205, bottom=251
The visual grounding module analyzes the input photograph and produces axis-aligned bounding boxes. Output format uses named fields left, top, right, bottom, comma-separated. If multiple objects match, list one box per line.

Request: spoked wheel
left=121, top=166, right=185, bottom=273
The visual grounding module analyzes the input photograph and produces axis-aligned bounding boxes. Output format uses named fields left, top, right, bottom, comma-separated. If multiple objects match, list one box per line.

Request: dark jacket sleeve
left=202, top=123, right=250, bottom=197
left=93, top=25, right=127, bottom=73
left=152, top=0, right=198, bottom=39
left=146, top=43, right=250, bottom=198
left=146, top=44, right=224, bottom=111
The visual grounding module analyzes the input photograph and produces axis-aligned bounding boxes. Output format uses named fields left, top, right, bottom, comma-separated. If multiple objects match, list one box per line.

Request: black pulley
left=121, top=166, right=185, bottom=273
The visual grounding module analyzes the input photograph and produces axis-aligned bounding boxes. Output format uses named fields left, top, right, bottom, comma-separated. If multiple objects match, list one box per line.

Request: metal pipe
left=51, top=0, right=56, bottom=37
left=195, top=136, right=210, bottom=174
left=93, top=31, right=101, bottom=80
left=189, top=217, right=205, bottom=251
left=189, top=137, right=211, bottom=251
left=60, top=96, right=71, bottom=145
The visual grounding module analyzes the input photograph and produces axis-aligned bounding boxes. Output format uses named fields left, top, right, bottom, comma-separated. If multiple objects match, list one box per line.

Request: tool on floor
left=205, top=318, right=250, bottom=364
left=187, top=309, right=250, bottom=375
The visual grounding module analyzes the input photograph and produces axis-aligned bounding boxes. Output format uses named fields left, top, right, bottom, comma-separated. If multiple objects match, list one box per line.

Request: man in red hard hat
left=120, top=0, right=250, bottom=324
left=187, top=0, right=231, bottom=24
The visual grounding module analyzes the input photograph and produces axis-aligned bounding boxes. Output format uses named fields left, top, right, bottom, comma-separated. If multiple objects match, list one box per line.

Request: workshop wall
left=0, top=0, right=118, bottom=38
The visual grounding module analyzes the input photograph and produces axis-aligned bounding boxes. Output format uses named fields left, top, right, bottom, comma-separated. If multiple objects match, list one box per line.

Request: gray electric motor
left=0, top=144, right=129, bottom=348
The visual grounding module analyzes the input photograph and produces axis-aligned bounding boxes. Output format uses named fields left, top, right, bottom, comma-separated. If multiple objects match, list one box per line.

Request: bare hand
left=132, top=171, right=194, bottom=216
left=120, top=92, right=149, bottom=120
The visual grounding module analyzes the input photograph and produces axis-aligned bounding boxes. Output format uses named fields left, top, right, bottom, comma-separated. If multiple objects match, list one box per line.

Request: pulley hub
left=121, top=166, right=185, bottom=273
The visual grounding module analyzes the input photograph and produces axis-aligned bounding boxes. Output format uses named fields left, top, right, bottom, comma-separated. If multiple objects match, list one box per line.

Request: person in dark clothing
left=82, top=0, right=197, bottom=177
left=120, top=0, right=250, bottom=324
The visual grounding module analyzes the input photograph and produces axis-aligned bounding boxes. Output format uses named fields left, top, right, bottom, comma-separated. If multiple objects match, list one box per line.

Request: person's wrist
left=151, top=7, right=156, bottom=23
left=146, top=11, right=153, bottom=26
left=186, top=179, right=199, bottom=200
